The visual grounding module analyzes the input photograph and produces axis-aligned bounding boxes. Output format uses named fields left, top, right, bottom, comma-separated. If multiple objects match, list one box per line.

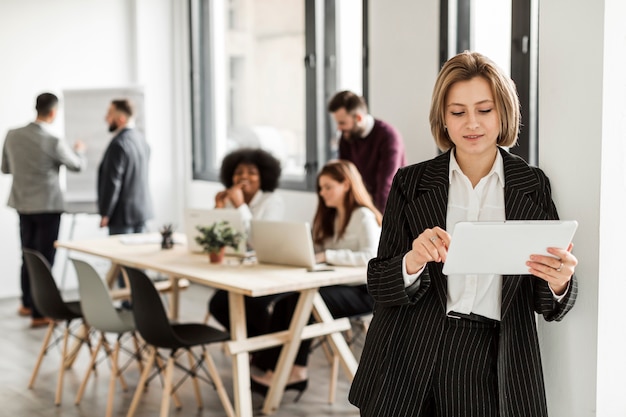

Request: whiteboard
left=62, top=87, right=145, bottom=209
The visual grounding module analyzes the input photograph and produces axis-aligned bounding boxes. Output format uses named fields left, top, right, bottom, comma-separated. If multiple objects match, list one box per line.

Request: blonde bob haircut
left=429, top=51, right=521, bottom=152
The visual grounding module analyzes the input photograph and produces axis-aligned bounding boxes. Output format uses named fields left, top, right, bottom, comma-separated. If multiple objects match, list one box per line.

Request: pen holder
left=160, top=224, right=175, bottom=249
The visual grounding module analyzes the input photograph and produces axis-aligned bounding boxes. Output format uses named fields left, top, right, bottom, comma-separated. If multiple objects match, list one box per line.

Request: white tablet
left=442, top=220, right=578, bottom=275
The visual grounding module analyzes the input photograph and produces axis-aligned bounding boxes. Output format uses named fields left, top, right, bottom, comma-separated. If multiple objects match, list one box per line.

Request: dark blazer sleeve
left=500, top=157, right=578, bottom=322
left=367, top=165, right=430, bottom=307
left=98, top=140, right=127, bottom=218
left=529, top=171, right=578, bottom=321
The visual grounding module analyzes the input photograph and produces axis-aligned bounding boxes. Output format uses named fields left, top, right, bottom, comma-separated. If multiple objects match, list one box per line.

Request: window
left=189, top=0, right=366, bottom=190
left=440, top=0, right=537, bottom=165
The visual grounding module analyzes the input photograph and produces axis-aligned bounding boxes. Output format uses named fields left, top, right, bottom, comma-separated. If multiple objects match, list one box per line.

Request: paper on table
left=118, top=233, right=183, bottom=245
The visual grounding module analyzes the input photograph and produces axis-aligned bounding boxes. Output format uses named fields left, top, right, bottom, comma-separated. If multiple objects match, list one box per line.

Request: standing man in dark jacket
left=328, top=90, right=406, bottom=213
left=97, top=99, right=153, bottom=235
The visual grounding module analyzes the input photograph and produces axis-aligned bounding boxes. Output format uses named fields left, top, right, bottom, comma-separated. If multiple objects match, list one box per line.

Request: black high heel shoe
left=250, top=377, right=308, bottom=402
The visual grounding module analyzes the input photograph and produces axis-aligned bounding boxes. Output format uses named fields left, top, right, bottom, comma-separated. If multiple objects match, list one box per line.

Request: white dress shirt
left=404, top=150, right=505, bottom=321
left=360, top=114, right=375, bottom=138
left=321, top=207, right=381, bottom=266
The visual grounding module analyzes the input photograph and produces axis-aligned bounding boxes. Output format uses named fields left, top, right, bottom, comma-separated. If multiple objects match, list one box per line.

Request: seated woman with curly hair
left=213, top=147, right=284, bottom=229
left=208, top=147, right=284, bottom=336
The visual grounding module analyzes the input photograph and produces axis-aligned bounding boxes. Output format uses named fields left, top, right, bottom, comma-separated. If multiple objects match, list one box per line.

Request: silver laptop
left=184, top=208, right=248, bottom=255
left=250, top=220, right=333, bottom=271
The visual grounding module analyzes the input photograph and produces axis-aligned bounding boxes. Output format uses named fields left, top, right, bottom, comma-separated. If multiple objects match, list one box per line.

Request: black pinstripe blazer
left=349, top=147, right=577, bottom=417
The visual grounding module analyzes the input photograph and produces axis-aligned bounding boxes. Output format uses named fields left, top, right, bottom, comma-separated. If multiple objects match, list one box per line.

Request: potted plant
left=195, top=221, right=244, bottom=263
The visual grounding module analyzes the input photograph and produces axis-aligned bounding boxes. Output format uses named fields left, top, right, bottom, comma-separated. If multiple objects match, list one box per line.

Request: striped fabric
left=349, top=148, right=578, bottom=417
left=430, top=318, right=499, bottom=417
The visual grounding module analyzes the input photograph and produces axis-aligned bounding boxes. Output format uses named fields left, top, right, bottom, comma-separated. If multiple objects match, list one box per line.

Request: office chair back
left=125, top=267, right=189, bottom=349
left=23, top=249, right=82, bottom=321
left=72, top=259, right=135, bottom=334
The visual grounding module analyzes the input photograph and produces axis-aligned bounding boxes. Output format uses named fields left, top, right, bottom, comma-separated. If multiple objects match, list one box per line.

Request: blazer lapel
left=405, top=151, right=451, bottom=311
left=401, top=148, right=551, bottom=318
left=500, top=148, right=552, bottom=318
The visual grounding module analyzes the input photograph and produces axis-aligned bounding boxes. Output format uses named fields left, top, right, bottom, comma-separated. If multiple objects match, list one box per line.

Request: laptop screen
left=250, top=220, right=318, bottom=269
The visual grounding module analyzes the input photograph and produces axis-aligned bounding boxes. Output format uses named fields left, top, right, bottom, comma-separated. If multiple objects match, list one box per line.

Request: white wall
left=368, top=0, right=440, bottom=164
left=0, top=0, right=136, bottom=297
left=537, top=1, right=610, bottom=415
left=596, top=1, right=626, bottom=414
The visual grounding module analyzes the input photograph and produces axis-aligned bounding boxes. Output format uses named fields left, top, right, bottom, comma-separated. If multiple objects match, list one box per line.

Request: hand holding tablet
left=442, top=220, right=578, bottom=275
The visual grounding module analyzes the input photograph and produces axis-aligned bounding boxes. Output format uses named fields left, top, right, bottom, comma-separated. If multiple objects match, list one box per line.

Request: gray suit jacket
left=97, top=127, right=153, bottom=227
left=1, top=122, right=85, bottom=213
left=349, top=148, right=578, bottom=417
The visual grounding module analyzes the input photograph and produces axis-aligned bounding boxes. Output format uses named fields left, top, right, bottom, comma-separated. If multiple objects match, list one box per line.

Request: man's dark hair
left=35, top=93, right=59, bottom=117
left=219, top=148, right=282, bottom=191
left=327, top=90, right=368, bottom=114
left=111, top=99, right=134, bottom=117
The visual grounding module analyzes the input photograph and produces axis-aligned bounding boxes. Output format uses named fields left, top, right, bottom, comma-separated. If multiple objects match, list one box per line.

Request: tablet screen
left=442, top=220, right=578, bottom=275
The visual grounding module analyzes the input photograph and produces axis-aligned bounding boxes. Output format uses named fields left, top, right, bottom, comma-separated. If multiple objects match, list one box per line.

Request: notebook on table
left=442, top=220, right=578, bottom=275
left=250, top=220, right=334, bottom=272
left=184, top=208, right=249, bottom=256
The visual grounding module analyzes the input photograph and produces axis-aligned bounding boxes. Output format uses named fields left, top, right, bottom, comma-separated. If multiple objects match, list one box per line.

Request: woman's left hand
left=527, top=243, right=577, bottom=296
left=315, top=252, right=326, bottom=263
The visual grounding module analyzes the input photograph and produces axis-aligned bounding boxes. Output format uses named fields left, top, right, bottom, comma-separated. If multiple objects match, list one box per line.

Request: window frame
left=439, top=0, right=537, bottom=165
left=188, top=0, right=367, bottom=191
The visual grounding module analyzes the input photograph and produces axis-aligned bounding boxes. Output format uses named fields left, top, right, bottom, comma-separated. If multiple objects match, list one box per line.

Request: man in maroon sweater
left=328, top=90, right=406, bottom=213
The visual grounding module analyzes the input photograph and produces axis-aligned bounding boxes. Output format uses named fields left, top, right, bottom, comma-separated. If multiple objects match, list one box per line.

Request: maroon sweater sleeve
left=338, top=119, right=406, bottom=212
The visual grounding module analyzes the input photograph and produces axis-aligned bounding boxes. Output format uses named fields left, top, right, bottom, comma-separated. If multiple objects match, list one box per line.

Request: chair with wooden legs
left=23, top=249, right=92, bottom=406
left=72, top=258, right=145, bottom=417
left=124, top=267, right=235, bottom=417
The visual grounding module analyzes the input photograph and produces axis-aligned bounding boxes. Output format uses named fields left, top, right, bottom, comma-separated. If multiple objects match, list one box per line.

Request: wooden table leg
left=228, top=292, right=253, bottom=417
left=105, top=263, right=122, bottom=288
left=168, top=275, right=179, bottom=321
left=312, top=293, right=358, bottom=378
left=261, top=289, right=316, bottom=415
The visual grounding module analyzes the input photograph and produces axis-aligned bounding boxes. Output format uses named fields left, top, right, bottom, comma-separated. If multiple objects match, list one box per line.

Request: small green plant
left=195, top=221, right=244, bottom=254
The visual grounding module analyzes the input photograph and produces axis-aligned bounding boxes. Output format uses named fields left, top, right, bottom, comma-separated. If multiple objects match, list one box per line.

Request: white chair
left=72, top=259, right=143, bottom=417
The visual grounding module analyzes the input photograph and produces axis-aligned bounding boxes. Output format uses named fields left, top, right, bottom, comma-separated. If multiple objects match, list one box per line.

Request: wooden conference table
left=55, top=234, right=366, bottom=416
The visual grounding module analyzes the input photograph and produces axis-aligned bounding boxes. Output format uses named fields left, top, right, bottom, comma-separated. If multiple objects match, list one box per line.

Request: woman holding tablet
left=249, top=159, right=382, bottom=397
left=349, top=51, right=578, bottom=417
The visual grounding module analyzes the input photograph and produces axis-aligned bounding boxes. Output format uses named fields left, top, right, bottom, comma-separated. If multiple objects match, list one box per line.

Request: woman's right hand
left=225, top=183, right=245, bottom=208
left=405, top=226, right=451, bottom=274
left=214, top=190, right=228, bottom=208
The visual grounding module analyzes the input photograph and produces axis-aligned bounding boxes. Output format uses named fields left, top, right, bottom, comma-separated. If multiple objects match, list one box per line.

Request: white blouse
left=225, top=190, right=284, bottom=246
left=320, top=207, right=381, bottom=267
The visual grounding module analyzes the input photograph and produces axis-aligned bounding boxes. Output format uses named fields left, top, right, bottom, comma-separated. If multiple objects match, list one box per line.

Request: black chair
left=123, top=267, right=235, bottom=417
left=23, top=248, right=92, bottom=406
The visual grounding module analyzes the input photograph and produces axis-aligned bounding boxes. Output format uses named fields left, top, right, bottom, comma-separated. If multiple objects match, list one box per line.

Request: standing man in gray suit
left=2, top=92, right=86, bottom=327
left=97, top=99, right=153, bottom=236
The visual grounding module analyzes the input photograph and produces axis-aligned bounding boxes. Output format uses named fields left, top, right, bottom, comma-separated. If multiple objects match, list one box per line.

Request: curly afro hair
left=219, top=148, right=282, bottom=192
